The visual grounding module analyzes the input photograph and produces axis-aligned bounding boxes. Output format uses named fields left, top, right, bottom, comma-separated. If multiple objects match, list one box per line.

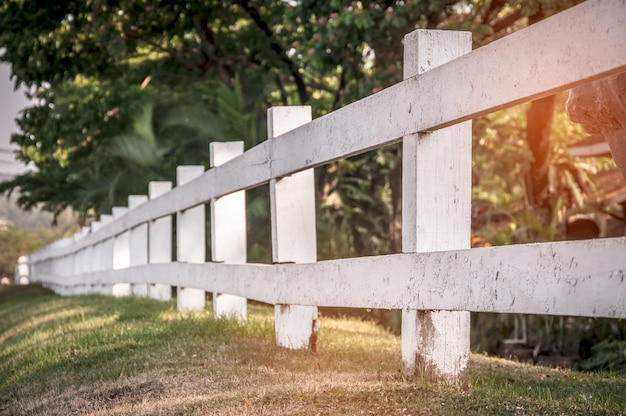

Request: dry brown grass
left=2, top=285, right=625, bottom=416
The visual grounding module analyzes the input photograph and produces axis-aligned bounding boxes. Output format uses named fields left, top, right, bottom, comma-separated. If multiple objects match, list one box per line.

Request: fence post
left=71, top=228, right=88, bottom=295
left=210, top=142, right=247, bottom=320
left=148, top=181, right=173, bottom=301
left=401, top=29, right=472, bottom=385
left=111, top=207, right=131, bottom=297
left=268, top=106, right=318, bottom=351
left=16, top=256, right=29, bottom=285
left=90, top=219, right=107, bottom=295
left=176, top=166, right=206, bottom=311
left=129, top=195, right=149, bottom=297
left=98, top=214, right=114, bottom=295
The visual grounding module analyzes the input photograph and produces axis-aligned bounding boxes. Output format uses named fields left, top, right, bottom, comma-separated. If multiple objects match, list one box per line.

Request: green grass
left=1, top=284, right=625, bottom=415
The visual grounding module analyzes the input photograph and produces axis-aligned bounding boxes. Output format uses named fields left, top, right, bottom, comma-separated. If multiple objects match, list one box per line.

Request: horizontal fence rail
left=39, top=238, right=626, bottom=318
left=21, top=0, right=626, bottom=385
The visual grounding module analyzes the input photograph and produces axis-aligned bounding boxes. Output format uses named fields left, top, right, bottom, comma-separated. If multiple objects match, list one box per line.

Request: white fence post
left=401, top=29, right=473, bottom=385
left=90, top=219, right=108, bottom=295
left=98, top=214, right=114, bottom=295
left=210, top=142, right=247, bottom=320
left=15, top=256, right=29, bottom=285
left=149, top=181, right=173, bottom=301
left=268, top=106, right=318, bottom=351
left=176, top=166, right=206, bottom=311
left=111, top=207, right=131, bottom=297
left=71, top=228, right=89, bottom=295
left=129, top=195, right=149, bottom=297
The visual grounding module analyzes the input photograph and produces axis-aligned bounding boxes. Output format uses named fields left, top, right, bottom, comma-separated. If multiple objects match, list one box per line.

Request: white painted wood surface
left=268, top=106, right=318, bottom=351
left=401, top=29, right=472, bottom=384
left=129, top=195, right=149, bottom=297
left=26, top=0, right=626, bottom=263
left=210, top=141, right=247, bottom=320
left=111, top=207, right=131, bottom=297
left=176, top=166, right=206, bottom=311
left=35, top=237, right=626, bottom=318
left=148, top=181, right=172, bottom=301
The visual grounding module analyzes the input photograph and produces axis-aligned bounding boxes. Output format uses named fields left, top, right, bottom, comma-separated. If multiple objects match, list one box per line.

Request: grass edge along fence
left=20, top=0, right=626, bottom=387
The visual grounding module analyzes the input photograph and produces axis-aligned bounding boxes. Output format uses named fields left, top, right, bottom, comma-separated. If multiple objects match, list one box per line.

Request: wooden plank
left=111, top=207, right=131, bottom=297
left=129, top=195, right=149, bottom=297
left=268, top=106, right=318, bottom=351
left=28, top=1, right=626, bottom=263
left=210, top=142, right=247, bottom=319
left=148, top=181, right=173, bottom=301
left=176, top=166, right=207, bottom=311
left=34, top=237, right=626, bottom=319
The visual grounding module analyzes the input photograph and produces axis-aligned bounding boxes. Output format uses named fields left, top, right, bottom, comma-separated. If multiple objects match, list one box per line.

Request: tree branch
left=332, top=69, right=346, bottom=111
left=273, top=76, right=288, bottom=105
left=481, top=0, right=506, bottom=25
left=237, top=0, right=309, bottom=104
left=491, top=7, right=523, bottom=34
left=192, top=16, right=234, bottom=87
left=123, top=29, right=202, bottom=76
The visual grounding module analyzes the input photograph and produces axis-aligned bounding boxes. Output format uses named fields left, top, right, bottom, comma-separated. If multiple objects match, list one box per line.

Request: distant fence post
left=82, top=225, right=97, bottom=295
left=98, top=214, right=114, bottom=295
left=15, top=256, right=29, bottom=285
left=268, top=106, right=318, bottom=351
left=401, top=29, right=472, bottom=385
left=129, top=195, right=149, bottom=297
left=148, top=181, right=173, bottom=301
left=176, top=166, right=206, bottom=311
left=90, top=218, right=110, bottom=295
left=210, top=141, right=247, bottom=320
left=111, top=207, right=131, bottom=297
left=72, top=227, right=89, bottom=295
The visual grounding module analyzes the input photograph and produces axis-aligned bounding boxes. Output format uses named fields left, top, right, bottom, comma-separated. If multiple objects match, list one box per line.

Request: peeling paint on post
left=176, top=166, right=206, bottom=311
left=268, top=106, right=318, bottom=351
left=401, top=29, right=472, bottom=386
left=210, top=141, right=247, bottom=320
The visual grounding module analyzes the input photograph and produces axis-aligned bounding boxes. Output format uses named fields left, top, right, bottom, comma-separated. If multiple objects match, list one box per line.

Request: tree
left=0, top=0, right=587, bottom=247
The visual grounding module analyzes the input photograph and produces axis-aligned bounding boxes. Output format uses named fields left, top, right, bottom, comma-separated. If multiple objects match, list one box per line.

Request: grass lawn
left=1, top=284, right=625, bottom=415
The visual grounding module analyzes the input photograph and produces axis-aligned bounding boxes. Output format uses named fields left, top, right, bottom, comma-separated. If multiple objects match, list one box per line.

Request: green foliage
left=472, top=93, right=601, bottom=246
left=576, top=340, right=626, bottom=374
left=318, top=146, right=396, bottom=259
left=0, top=0, right=457, bottom=226
left=0, top=225, right=70, bottom=277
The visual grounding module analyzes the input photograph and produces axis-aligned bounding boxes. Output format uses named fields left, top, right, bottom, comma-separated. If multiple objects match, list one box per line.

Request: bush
left=575, top=340, right=626, bottom=374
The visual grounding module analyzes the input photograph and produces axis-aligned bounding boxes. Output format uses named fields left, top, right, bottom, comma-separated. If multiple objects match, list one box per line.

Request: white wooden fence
left=21, top=0, right=626, bottom=385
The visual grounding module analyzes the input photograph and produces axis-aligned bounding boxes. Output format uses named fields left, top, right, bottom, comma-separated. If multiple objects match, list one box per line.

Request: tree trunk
left=388, top=149, right=402, bottom=254
left=525, top=95, right=556, bottom=220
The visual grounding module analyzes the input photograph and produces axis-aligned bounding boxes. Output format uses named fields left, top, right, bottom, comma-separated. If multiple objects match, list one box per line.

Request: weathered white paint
left=210, top=141, right=247, bottom=320
left=111, top=207, right=131, bottom=297
left=36, top=238, right=626, bottom=318
left=98, top=215, right=114, bottom=295
left=176, top=166, right=206, bottom=311
left=129, top=195, right=149, bottom=297
left=26, top=0, right=626, bottom=263
left=148, top=181, right=173, bottom=301
left=268, top=106, right=318, bottom=351
left=15, top=256, right=29, bottom=285
left=401, top=29, right=472, bottom=384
